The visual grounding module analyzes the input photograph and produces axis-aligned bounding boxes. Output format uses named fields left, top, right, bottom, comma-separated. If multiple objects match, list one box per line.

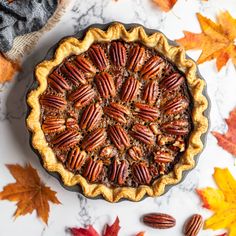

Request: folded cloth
left=0, top=0, right=58, bottom=53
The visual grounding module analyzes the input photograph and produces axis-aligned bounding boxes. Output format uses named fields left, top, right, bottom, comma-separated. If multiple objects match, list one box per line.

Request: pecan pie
left=27, top=23, right=208, bottom=202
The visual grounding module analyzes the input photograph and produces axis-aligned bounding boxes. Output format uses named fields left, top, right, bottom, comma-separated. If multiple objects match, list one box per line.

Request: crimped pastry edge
left=26, top=23, right=208, bottom=202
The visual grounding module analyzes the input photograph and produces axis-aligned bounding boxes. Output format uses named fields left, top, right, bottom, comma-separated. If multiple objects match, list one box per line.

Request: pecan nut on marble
left=95, top=72, right=116, bottom=98
left=133, top=102, right=159, bottom=122
left=60, top=61, right=87, bottom=86
left=81, top=128, right=107, bottom=152
left=160, top=72, right=185, bottom=91
left=183, top=214, right=203, bottom=236
left=66, top=147, right=87, bottom=172
left=79, top=103, right=103, bottom=131
left=143, top=213, right=176, bottom=229
left=128, top=146, right=143, bottom=161
left=132, top=162, right=152, bottom=184
left=83, top=158, right=103, bottom=182
left=108, top=125, right=130, bottom=150
left=75, top=56, right=96, bottom=75
left=129, top=124, right=155, bottom=146
left=140, top=56, right=164, bottom=80
left=110, top=159, right=128, bottom=185
left=110, top=41, right=127, bottom=67
left=68, top=84, right=96, bottom=108
left=48, top=70, right=70, bottom=93
left=161, top=119, right=190, bottom=135
left=103, top=102, right=130, bottom=124
left=42, top=117, right=65, bottom=134
left=142, top=80, right=159, bottom=105
left=89, top=44, right=108, bottom=71
left=40, top=94, right=67, bottom=110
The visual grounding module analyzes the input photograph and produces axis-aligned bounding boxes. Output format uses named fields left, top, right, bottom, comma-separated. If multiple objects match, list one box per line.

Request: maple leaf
left=69, top=225, right=100, bottom=236
left=0, top=164, right=60, bottom=224
left=0, top=53, right=20, bottom=83
left=103, top=217, right=121, bottom=236
left=176, top=11, right=236, bottom=71
left=212, top=108, right=236, bottom=156
left=135, top=232, right=145, bottom=236
left=152, top=0, right=177, bottom=12
left=197, top=168, right=236, bottom=236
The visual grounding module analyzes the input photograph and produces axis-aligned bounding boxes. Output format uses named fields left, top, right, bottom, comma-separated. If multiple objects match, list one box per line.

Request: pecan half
left=140, top=56, right=164, bottom=80
left=120, top=76, right=140, bottom=102
left=42, top=117, right=65, bottom=134
left=79, top=103, right=103, bottom=131
left=127, top=44, right=146, bottom=72
left=154, top=150, right=174, bottom=163
left=75, top=56, right=96, bottom=75
left=108, top=125, right=130, bottom=150
left=110, top=159, right=128, bottom=185
left=40, top=94, right=67, bottom=110
left=161, top=119, right=190, bottom=135
left=143, top=213, right=176, bottom=229
left=160, top=72, right=185, bottom=91
left=68, top=84, right=96, bottom=108
left=81, top=128, right=107, bottom=152
left=183, top=214, right=203, bottom=236
left=133, top=103, right=159, bottom=122
left=60, top=61, right=87, bottom=86
left=51, top=130, right=81, bottom=149
left=129, top=124, right=155, bottom=146
left=66, top=147, right=87, bottom=172
left=83, top=158, right=103, bottom=182
left=104, top=102, right=130, bottom=124
left=161, top=96, right=189, bottom=115
left=128, top=146, right=143, bottom=161
left=100, top=145, right=117, bottom=158
left=142, top=80, right=159, bottom=105
left=89, top=44, right=108, bottom=71
left=48, top=71, right=70, bottom=93
left=132, top=162, right=152, bottom=184
left=95, top=72, right=116, bottom=98
left=110, top=41, right=127, bottom=67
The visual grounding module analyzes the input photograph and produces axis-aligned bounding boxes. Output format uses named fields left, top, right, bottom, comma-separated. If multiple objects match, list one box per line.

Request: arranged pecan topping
left=66, top=147, right=87, bottom=172
left=66, top=117, right=79, bottom=130
left=108, top=125, right=130, bottom=150
left=128, top=44, right=146, bottom=72
left=83, top=158, right=103, bottom=182
left=142, top=80, right=159, bottom=105
left=81, top=128, right=107, bottom=152
left=183, top=214, right=203, bottom=236
left=129, top=124, right=155, bottom=146
left=161, top=96, right=189, bottom=115
left=128, top=146, right=143, bottom=161
left=51, top=130, right=81, bottom=149
left=75, top=56, right=96, bottom=75
left=100, top=145, right=117, bottom=159
left=40, top=94, right=67, bottom=110
left=95, top=72, right=116, bottom=98
left=161, top=119, right=190, bottom=135
left=42, top=117, right=65, bottom=134
left=140, top=56, right=164, bottom=80
left=154, top=150, right=174, bottom=163
left=132, top=162, right=152, bottom=184
left=110, top=159, right=128, bottom=185
left=110, top=41, right=127, bottom=67
left=60, top=61, right=87, bottom=86
left=79, top=103, right=103, bottom=131
left=89, top=44, right=108, bottom=71
left=143, top=213, right=176, bottom=229
left=104, top=102, right=130, bottom=124
left=120, top=76, right=140, bottom=102
left=68, top=84, right=96, bottom=108
left=133, top=102, right=159, bottom=122
left=160, top=72, right=185, bottom=91
left=48, top=71, right=70, bottom=93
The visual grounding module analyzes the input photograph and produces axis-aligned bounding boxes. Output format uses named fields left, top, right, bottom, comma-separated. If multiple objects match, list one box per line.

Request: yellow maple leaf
left=176, top=11, right=236, bottom=71
left=197, top=168, right=236, bottom=236
left=152, top=0, right=177, bottom=12
left=0, top=164, right=60, bottom=224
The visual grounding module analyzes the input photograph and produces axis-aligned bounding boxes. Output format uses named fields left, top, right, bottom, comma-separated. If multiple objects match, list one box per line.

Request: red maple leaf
left=69, top=225, right=99, bottom=236
left=103, top=217, right=121, bottom=236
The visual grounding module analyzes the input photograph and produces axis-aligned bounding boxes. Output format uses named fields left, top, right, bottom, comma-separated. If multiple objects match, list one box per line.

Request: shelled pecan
left=48, top=71, right=70, bottom=93
left=183, top=214, right=203, bottom=236
left=160, top=72, right=185, bottom=91
left=110, top=41, right=127, bottom=67
left=154, top=150, right=174, bottom=163
left=132, top=162, right=152, bottom=184
left=75, top=56, right=96, bottom=75
left=100, top=145, right=117, bottom=159
left=128, top=146, right=143, bottom=161
left=161, top=119, right=190, bottom=135
left=42, top=117, right=65, bottom=134
left=83, top=158, right=103, bottom=182
left=110, top=159, right=128, bottom=185
left=40, top=94, right=67, bottom=110
left=142, top=80, right=159, bottom=105
left=89, top=44, right=108, bottom=70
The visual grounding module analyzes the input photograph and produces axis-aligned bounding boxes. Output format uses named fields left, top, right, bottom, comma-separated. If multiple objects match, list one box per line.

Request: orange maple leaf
left=152, top=0, right=177, bottom=12
left=176, top=11, right=236, bottom=71
left=212, top=108, right=236, bottom=156
left=135, top=232, right=145, bottom=236
left=0, top=164, right=60, bottom=224
left=197, top=168, right=236, bottom=236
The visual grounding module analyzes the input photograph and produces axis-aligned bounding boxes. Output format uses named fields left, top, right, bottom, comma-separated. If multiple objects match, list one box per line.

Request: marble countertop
left=1, top=0, right=236, bottom=235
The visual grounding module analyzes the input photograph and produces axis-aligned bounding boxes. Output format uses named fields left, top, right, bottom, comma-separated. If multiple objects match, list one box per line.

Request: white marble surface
left=1, top=0, right=236, bottom=235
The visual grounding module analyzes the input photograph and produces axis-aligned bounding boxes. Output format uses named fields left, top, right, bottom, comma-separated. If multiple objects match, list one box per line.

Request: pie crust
left=26, top=23, right=208, bottom=202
